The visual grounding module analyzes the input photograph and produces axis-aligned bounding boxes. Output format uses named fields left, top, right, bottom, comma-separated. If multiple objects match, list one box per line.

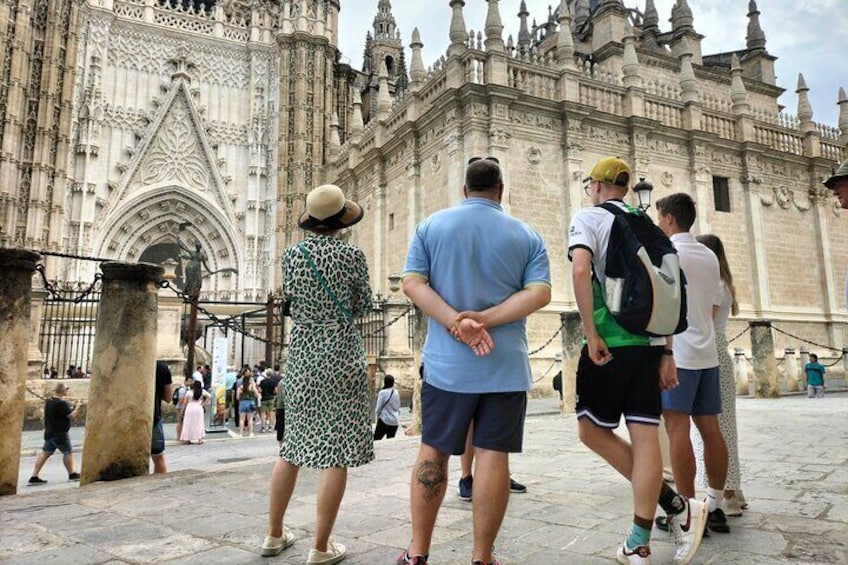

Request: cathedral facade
left=1, top=0, right=847, bottom=358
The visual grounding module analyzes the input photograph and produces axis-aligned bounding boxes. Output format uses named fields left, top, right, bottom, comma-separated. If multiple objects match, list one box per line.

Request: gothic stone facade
left=1, top=0, right=847, bottom=374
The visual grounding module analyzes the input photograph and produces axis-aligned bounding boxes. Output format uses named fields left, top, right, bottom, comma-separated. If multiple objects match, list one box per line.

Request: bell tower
left=276, top=0, right=342, bottom=250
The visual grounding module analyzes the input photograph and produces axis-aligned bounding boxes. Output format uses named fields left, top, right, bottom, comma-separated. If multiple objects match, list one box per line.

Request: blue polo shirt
left=403, top=197, right=551, bottom=393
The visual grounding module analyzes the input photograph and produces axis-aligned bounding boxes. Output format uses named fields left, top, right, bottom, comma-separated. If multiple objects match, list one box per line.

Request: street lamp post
left=634, top=177, right=654, bottom=212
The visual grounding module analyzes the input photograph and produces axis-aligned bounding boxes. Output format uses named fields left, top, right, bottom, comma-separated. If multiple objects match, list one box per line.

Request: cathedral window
left=712, top=176, right=730, bottom=213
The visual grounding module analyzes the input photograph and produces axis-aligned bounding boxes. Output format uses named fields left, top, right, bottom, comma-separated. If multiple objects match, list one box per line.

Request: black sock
left=658, top=482, right=686, bottom=515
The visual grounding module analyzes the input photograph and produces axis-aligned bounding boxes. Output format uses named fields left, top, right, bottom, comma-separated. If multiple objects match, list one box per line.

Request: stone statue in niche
left=175, top=223, right=238, bottom=299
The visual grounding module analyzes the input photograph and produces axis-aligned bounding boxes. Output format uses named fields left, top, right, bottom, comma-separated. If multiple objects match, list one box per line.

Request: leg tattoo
left=416, top=456, right=448, bottom=502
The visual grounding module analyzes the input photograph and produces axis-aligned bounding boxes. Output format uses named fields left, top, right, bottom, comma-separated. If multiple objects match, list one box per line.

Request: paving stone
left=3, top=395, right=847, bottom=563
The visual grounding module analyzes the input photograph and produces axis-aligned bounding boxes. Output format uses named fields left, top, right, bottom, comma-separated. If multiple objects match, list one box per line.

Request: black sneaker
left=28, top=476, right=47, bottom=485
left=509, top=478, right=527, bottom=493
left=708, top=508, right=731, bottom=533
left=458, top=475, right=473, bottom=501
left=68, top=472, right=80, bottom=481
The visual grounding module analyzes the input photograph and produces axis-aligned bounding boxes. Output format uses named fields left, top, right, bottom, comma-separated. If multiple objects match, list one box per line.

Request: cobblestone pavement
left=2, top=394, right=846, bottom=564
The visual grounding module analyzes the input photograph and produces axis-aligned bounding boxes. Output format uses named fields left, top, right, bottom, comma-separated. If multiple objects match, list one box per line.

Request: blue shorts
left=662, top=366, right=722, bottom=416
left=421, top=381, right=527, bottom=455
left=239, top=399, right=256, bottom=414
left=151, top=420, right=165, bottom=456
left=42, top=433, right=73, bottom=455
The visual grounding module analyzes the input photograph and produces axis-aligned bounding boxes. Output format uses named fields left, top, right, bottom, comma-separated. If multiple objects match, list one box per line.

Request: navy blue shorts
left=421, top=381, right=527, bottom=455
left=662, top=366, right=721, bottom=416
left=151, top=420, right=165, bottom=456
left=42, top=433, right=73, bottom=455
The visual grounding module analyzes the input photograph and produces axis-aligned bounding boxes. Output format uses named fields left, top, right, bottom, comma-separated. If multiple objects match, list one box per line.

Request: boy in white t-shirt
left=655, top=193, right=730, bottom=535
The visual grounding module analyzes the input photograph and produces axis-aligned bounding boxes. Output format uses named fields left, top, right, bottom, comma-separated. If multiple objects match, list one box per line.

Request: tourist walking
left=28, top=382, right=82, bottom=484
left=151, top=360, right=173, bottom=474
left=691, top=234, right=747, bottom=516
left=656, top=193, right=731, bottom=536
left=237, top=371, right=260, bottom=437
left=805, top=354, right=826, bottom=398
left=569, top=158, right=705, bottom=565
left=373, top=374, right=400, bottom=440
left=175, top=374, right=194, bottom=439
left=262, top=184, right=374, bottom=564
left=399, top=157, right=551, bottom=565
left=180, top=381, right=210, bottom=444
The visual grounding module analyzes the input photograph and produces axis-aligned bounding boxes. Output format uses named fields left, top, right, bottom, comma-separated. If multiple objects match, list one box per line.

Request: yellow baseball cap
left=584, top=157, right=631, bottom=187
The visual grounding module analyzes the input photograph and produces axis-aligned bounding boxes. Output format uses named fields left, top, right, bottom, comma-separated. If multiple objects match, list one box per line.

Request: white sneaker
left=260, top=527, right=294, bottom=556
left=667, top=498, right=707, bottom=564
left=722, top=494, right=744, bottom=517
left=616, top=542, right=651, bottom=564
left=307, top=541, right=346, bottom=564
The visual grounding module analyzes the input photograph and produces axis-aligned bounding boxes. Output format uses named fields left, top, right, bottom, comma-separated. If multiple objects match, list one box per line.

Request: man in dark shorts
left=259, top=368, right=280, bottom=433
left=29, top=382, right=82, bottom=484
left=152, top=360, right=173, bottom=474
left=400, top=157, right=551, bottom=565
left=569, top=157, right=706, bottom=564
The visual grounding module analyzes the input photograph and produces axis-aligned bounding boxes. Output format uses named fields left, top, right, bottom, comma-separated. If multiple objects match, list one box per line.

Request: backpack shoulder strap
left=597, top=201, right=627, bottom=216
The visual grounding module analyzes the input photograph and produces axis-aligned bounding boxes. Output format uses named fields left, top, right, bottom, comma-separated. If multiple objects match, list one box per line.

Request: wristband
left=662, top=349, right=674, bottom=356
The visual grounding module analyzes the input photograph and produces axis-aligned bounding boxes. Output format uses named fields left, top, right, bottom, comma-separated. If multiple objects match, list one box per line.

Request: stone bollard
left=81, top=262, right=163, bottom=485
left=560, top=311, right=583, bottom=414
left=750, top=320, right=780, bottom=398
left=784, top=348, right=798, bottom=392
left=734, top=348, right=749, bottom=395
left=798, top=349, right=809, bottom=392
left=0, top=249, right=41, bottom=496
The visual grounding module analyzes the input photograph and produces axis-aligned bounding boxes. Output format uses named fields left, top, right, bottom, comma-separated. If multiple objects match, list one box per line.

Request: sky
left=337, top=0, right=848, bottom=126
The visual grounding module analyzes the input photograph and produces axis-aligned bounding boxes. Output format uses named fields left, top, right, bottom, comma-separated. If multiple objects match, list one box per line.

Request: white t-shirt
left=714, top=282, right=732, bottom=335
left=567, top=199, right=625, bottom=289
left=671, top=232, right=722, bottom=369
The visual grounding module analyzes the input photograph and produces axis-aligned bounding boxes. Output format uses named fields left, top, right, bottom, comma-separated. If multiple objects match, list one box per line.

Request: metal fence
left=36, top=257, right=104, bottom=378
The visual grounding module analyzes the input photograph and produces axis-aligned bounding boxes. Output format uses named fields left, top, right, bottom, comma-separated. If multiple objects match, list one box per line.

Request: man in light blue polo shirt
left=398, top=157, right=551, bottom=565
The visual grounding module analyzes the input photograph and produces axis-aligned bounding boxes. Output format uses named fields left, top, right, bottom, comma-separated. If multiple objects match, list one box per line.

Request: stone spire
left=485, top=0, right=505, bottom=53
left=573, top=0, right=590, bottom=30
left=796, top=73, right=814, bottom=129
left=409, top=27, right=426, bottom=91
left=351, top=88, right=364, bottom=140
left=377, top=60, right=392, bottom=119
left=328, top=112, right=341, bottom=158
left=643, top=0, right=659, bottom=33
left=517, top=0, right=531, bottom=52
left=622, top=21, right=641, bottom=89
left=448, top=0, right=468, bottom=57
left=730, top=53, right=749, bottom=114
left=671, top=0, right=694, bottom=36
left=746, top=0, right=766, bottom=53
left=373, top=0, right=397, bottom=40
left=839, top=87, right=848, bottom=143
left=556, top=0, right=575, bottom=68
left=678, top=41, right=698, bottom=105
left=362, top=31, right=373, bottom=73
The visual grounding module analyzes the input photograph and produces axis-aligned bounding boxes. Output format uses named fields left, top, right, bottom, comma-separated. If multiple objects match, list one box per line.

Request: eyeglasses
left=583, top=179, right=596, bottom=197
left=467, top=156, right=500, bottom=165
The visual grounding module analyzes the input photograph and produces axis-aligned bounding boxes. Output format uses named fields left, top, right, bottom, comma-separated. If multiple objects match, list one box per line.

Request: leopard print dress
left=280, top=234, right=375, bottom=469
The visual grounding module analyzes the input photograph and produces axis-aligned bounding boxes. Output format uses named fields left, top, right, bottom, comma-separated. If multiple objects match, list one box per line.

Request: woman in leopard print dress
left=691, top=235, right=746, bottom=516
left=263, top=185, right=374, bottom=564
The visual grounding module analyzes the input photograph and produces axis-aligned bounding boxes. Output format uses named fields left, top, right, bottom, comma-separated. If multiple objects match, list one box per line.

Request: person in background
left=374, top=374, right=401, bottom=440
left=28, top=382, right=81, bottom=484
left=152, top=360, right=173, bottom=474
left=237, top=370, right=260, bottom=437
left=180, top=380, right=211, bottom=444
left=259, top=368, right=281, bottom=433
left=805, top=353, right=826, bottom=398
left=175, top=374, right=194, bottom=439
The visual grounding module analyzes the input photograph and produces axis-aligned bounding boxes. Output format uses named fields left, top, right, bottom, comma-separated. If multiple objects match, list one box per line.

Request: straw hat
left=298, top=184, right=364, bottom=231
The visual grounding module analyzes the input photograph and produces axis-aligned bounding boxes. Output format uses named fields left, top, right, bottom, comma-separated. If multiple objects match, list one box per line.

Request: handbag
left=297, top=242, right=353, bottom=321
